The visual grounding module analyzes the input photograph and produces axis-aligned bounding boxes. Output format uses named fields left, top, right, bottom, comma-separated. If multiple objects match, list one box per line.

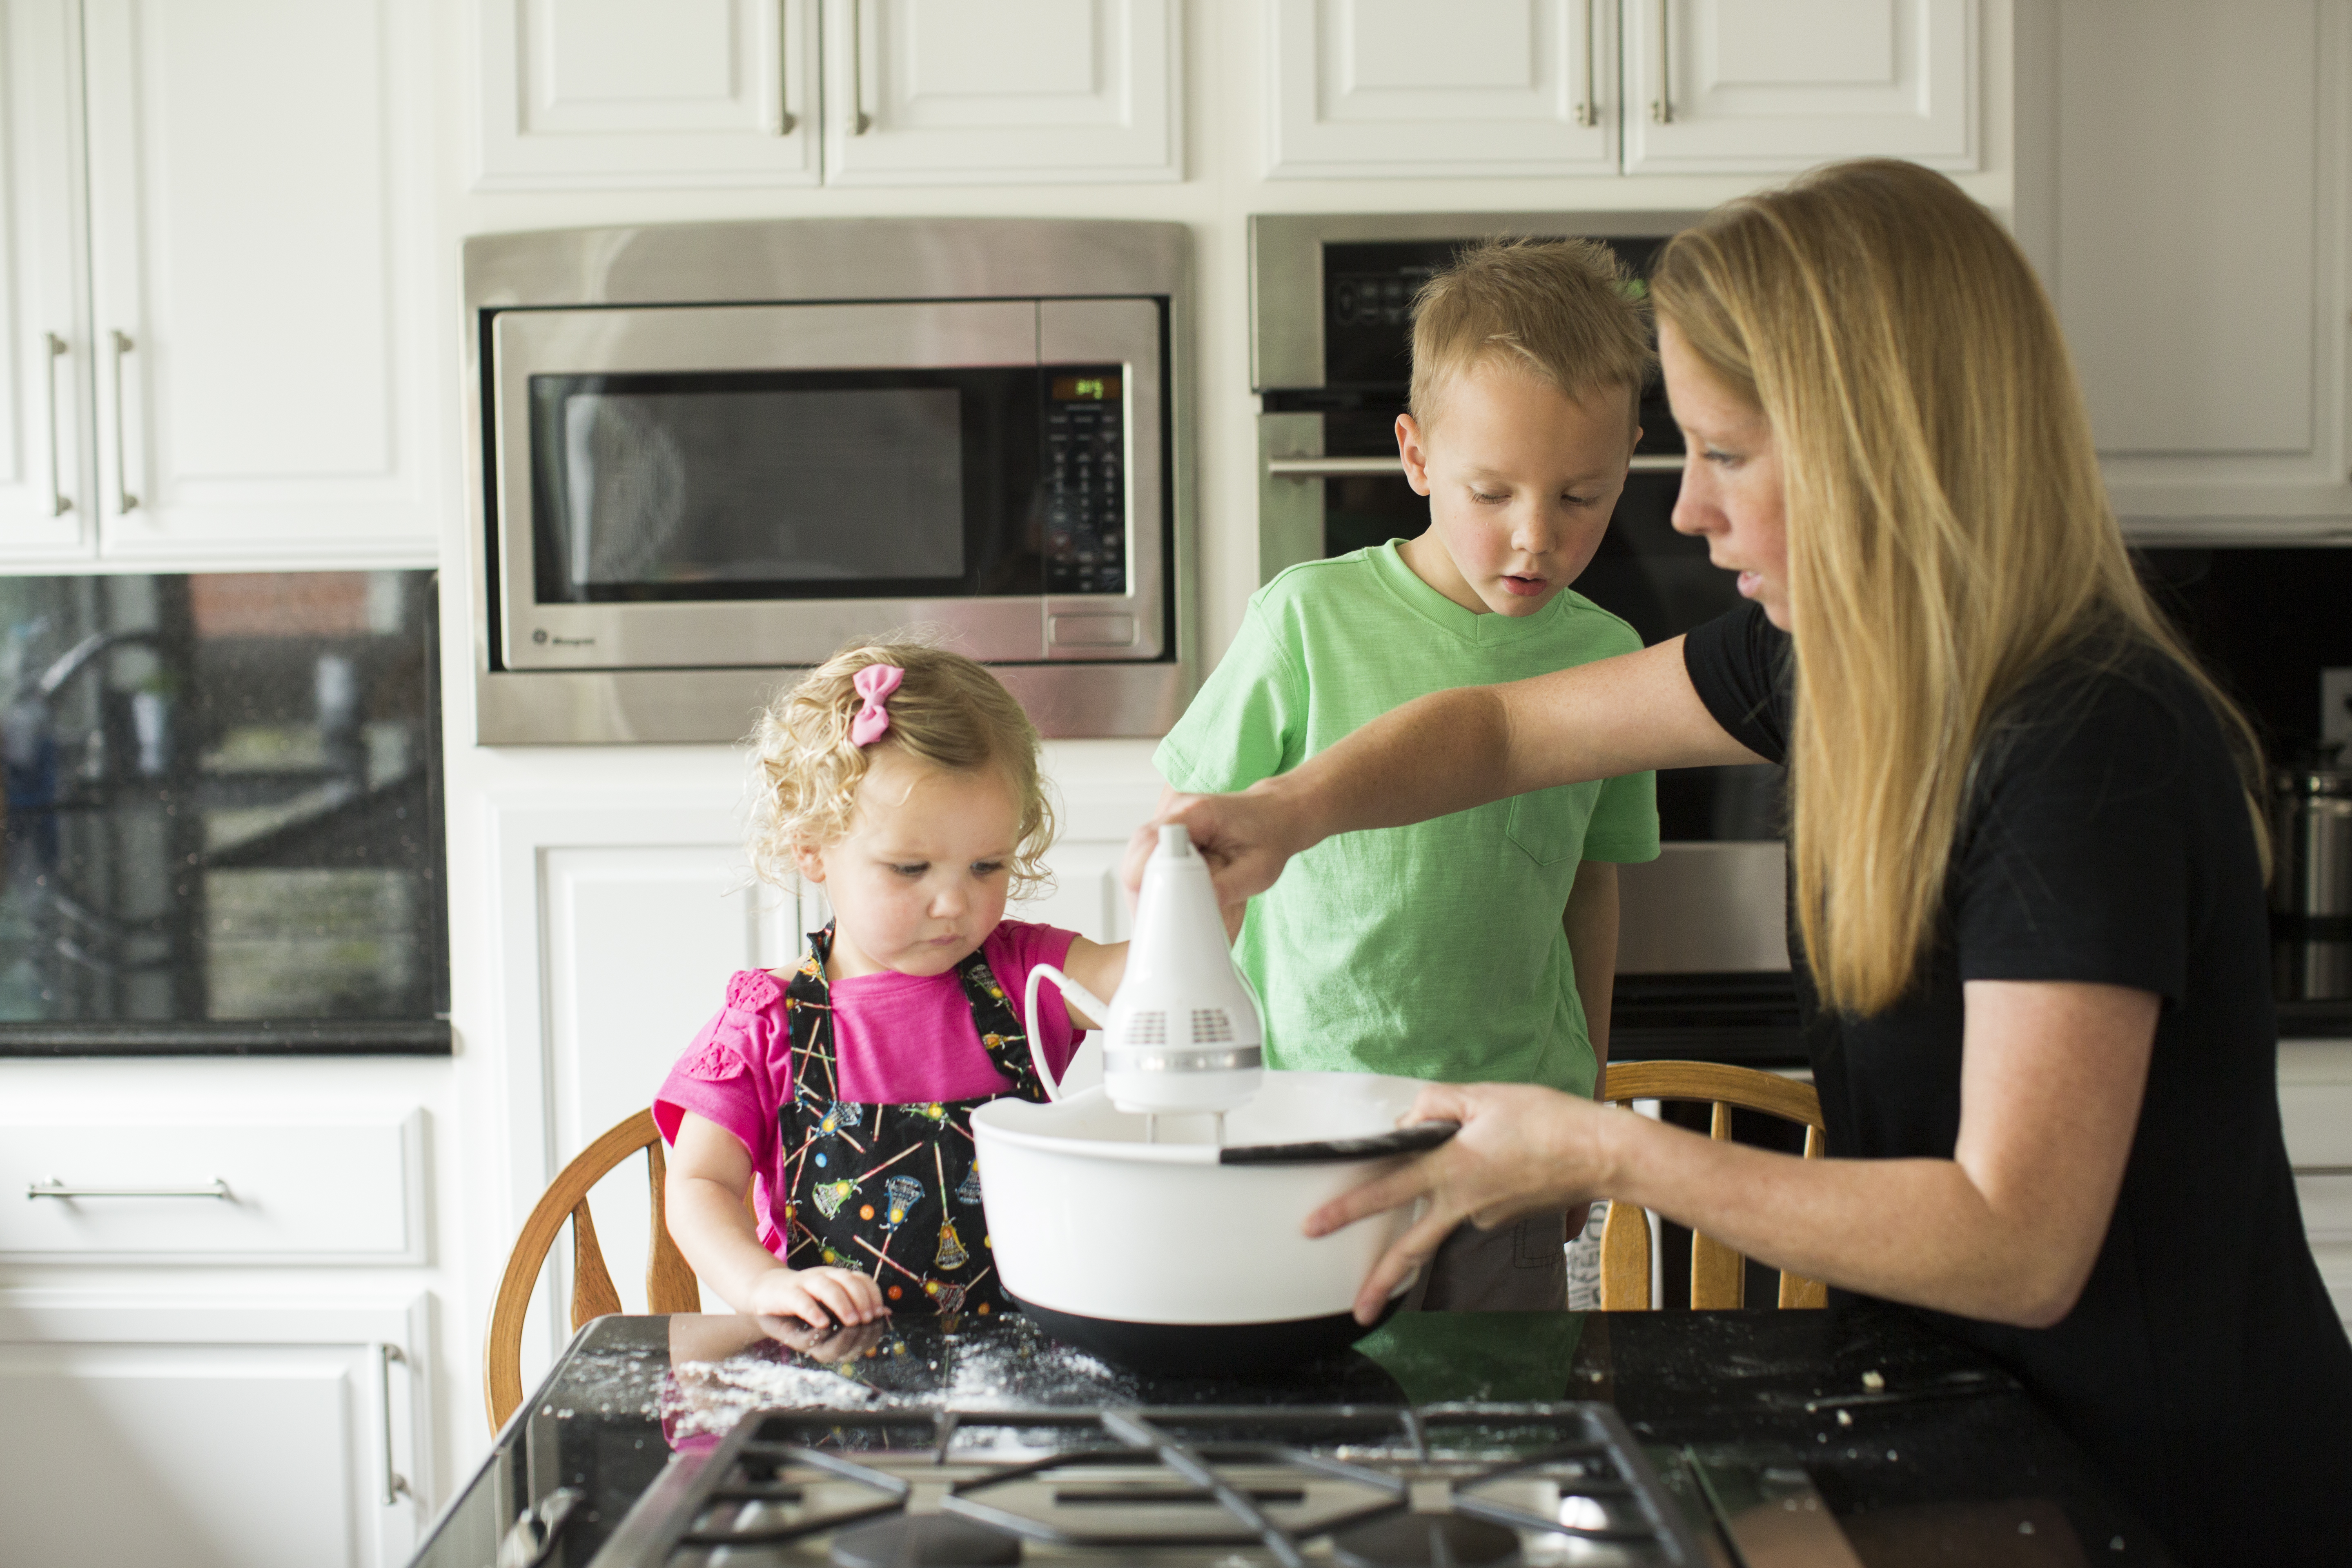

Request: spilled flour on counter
left=656, top=1317, right=1138, bottom=1447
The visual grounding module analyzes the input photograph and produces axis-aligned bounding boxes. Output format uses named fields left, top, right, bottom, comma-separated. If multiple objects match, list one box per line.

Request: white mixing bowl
left=970, top=1069, right=1446, bottom=1371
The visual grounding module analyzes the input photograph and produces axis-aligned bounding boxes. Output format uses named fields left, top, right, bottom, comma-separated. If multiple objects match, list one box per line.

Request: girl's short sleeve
left=982, top=920, right=1086, bottom=1080
left=653, top=971, right=789, bottom=1172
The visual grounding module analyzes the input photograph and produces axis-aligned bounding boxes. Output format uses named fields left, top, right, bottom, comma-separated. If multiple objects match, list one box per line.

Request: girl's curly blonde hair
left=747, top=639, right=1056, bottom=900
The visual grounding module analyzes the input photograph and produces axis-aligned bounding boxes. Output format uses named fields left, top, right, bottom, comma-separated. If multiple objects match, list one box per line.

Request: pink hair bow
left=849, top=664, right=904, bottom=747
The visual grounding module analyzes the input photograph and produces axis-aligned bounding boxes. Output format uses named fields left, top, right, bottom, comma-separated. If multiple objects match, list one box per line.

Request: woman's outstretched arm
left=1132, top=636, right=1760, bottom=904
left=1310, top=979, right=2158, bottom=1328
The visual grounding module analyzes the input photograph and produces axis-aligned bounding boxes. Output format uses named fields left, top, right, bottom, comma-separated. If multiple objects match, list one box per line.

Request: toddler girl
left=657, top=642, right=1126, bottom=1330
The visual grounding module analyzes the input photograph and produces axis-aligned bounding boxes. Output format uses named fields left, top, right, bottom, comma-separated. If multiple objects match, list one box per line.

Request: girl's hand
left=744, top=1265, right=889, bottom=1330
left=1304, top=1082, right=1611, bottom=1323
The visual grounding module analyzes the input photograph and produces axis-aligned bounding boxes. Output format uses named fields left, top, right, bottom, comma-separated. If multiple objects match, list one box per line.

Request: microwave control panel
left=1044, top=367, right=1126, bottom=595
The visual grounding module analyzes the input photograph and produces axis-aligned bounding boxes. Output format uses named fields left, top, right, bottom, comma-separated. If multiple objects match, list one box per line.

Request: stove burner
left=828, top=1514, right=1024, bottom=1568
left=1331, top=1513, right=1522, bottom=1568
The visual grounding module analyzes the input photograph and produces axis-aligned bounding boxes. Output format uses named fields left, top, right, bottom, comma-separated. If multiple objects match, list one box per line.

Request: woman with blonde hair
left=1145, top=160, right=2351, bottom=1562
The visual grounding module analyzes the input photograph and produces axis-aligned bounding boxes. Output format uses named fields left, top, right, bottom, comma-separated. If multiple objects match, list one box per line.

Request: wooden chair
left=1596, top=1061, right=1830, bottom=1312
left=484, top=1109, right=702, bottom=1430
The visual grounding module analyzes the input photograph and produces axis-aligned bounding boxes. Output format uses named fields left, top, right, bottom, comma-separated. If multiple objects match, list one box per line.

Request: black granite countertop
left=412, top=1304, right=2169, bottom=1568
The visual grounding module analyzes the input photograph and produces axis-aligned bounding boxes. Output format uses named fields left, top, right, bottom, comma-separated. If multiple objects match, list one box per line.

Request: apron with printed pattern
left=774, top=925, right=1046, bottom=1320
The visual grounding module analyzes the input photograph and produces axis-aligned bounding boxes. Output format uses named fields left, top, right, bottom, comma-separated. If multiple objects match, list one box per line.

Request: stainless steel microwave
left=463, top=219, right=1195, bottom=744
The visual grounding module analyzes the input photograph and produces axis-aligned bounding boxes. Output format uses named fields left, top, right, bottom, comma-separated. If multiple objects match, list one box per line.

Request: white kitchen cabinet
left=0, top=1294, right=430, bottom=1568
left=0, top=1, right=89, bottom=557
left=1266, top=0, right=1976, bottom=178
left=1266, top=0, right=1617, bottom=178
left=475, top=0, right=1180, bottom=189
left=474, top=0, right=822, bottom=188
left=2020, top=0, right=2352, bottom=537
left=2281, top=1040, right=2352, bottom=1330
left=0, top=0, right=439, bottom=568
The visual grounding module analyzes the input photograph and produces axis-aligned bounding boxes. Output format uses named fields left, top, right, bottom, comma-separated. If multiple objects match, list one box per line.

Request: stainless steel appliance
left=463, top=219, right=1195, bottom=743
left=2273, top=760, right=2352, bottom=920
left=1247, top=212, right=1793, bottom=1042
left=589, top=1403, right=1728, bottom=1567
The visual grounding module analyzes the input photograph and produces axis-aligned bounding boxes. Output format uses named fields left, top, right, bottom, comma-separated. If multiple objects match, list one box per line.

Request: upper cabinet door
left=474, top=0, right=821, bottom=189
left=822, top=0, right=1180, bottom=184
left=80, top=0, right=437, bottom=563
left=1623, top=0, right=1976, bottom=174
left=1266, top=0, right=1616, bottom=178
left=0, top=0, right=89, bottom=556
left=2031, top=0, right=2348, bottom=532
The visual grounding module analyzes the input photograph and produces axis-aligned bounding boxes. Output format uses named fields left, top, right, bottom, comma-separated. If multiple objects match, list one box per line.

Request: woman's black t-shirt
left=1682, top=601, right=2352, bottom=1566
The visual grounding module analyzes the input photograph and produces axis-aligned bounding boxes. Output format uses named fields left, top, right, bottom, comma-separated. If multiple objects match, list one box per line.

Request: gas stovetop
left=586, top=1403, right=1733, bottom=1568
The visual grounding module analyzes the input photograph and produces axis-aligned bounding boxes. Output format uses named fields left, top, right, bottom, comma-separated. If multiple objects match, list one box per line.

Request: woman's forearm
left=1258, top=638, right=1756, bottom=846
left=1256, top=685, right=1517, bottom=841
left=1596, top=1115, right=2083, bottom=1327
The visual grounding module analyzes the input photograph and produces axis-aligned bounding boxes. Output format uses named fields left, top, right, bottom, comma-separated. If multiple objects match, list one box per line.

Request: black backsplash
left=2136, top=546, right=2352, bottom=764
left=0, top=571, right=448, bottom=1054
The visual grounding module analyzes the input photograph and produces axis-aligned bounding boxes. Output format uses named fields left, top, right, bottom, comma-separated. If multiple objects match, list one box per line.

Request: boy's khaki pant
left=1399, top=1212, right=1568, bottom=1313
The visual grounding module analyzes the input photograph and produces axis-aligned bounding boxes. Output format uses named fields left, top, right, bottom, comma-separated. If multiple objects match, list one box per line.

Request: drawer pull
left=2295, top=1165, right=2352, bottom=1178
left=27, top=1177, right=233, bottom=1200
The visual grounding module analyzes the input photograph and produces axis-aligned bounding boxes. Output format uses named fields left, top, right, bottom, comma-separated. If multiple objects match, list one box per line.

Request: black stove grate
left=601, top=1403, right=1707, bottom=1567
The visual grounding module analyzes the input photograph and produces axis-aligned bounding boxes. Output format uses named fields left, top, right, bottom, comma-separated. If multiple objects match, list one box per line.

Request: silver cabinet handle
left=1575, top=0, right=1598, bottom=127
left=1650, top=0, right=1673, bottom=123
left=1266, top=454, right=1685, bottom=479
left=379, top=1344, right=413, bottom=1505
left=43, top=332, right=71, bottom=516
left=28, top=1177, right=232, bottom=1199
left=777, top=0, right=796, bottom=133
left=108, top=329, right=138, bottom=512
left=849, top=0, right=871, bottom=133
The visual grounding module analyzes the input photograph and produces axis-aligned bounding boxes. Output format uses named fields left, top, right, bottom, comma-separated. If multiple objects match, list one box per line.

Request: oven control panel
left=1045, top=367, right=1126, bottom=595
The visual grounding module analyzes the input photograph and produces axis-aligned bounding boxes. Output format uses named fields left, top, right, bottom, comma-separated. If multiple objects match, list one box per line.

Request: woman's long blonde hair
left=1651, top=159, right=2265, bottom=1016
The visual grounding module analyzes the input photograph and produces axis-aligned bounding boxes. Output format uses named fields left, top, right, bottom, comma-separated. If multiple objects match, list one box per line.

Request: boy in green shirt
left=1155, top=239, right=1660, bottom=1310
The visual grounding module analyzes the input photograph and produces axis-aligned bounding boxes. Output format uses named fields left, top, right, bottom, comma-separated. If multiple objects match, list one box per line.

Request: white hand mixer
left=1022, top=824, right=1263, bottom=1140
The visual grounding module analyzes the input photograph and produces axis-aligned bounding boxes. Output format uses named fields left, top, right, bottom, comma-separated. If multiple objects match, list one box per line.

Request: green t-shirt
left=1155, top=541, right=1659, bottom=1097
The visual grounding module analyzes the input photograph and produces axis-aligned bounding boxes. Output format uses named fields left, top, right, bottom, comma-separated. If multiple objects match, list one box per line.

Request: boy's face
left=1394, top=361, right=1638, bottom=618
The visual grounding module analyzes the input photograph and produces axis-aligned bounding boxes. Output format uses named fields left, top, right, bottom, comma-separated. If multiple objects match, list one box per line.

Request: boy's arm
left=664, top=1111, right=886, bottom=1327
left=1561, top=861, right=1620, bottom=1243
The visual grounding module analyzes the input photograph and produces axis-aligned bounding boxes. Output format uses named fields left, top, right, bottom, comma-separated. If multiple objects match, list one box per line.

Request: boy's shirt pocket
left=1504, top=782, right=1599, bottom=866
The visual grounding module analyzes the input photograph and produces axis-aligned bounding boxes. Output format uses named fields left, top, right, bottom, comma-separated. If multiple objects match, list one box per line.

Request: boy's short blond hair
left=1408, top=238, right=1655, bottom=432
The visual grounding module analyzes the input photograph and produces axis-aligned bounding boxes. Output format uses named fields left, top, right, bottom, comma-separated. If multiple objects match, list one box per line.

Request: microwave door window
left=526, top=369, right=1040, bottom=605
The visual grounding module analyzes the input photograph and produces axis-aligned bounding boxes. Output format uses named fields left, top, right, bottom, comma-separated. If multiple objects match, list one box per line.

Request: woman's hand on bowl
left=1304, top=1082, right=1608, bottom=1324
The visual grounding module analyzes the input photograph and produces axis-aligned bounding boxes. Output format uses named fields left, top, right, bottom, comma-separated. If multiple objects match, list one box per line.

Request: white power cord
left=1022, top=963, right=1109, bottom=1102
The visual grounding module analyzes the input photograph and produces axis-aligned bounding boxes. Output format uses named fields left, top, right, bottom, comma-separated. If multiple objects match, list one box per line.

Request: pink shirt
left=653, top=920, right=1085, bottom=1254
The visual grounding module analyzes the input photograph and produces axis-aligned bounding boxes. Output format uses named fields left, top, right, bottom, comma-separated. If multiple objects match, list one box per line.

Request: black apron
left=773, top=925, right=1047, bottom=1320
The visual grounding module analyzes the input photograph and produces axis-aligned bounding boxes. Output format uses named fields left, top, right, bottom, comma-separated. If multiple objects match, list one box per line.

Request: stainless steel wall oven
left=465, top=219, right=1194, bottom=743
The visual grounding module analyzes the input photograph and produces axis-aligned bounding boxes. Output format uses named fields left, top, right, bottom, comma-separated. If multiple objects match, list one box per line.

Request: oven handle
left=1265, top=454, right=1684, bottom=478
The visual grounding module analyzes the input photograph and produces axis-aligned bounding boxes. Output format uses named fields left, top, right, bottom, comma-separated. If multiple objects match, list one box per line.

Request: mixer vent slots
left=1125, top=1011, right=1167, bottom=1045
left=1189, top=1008, right=1234, bottom=1042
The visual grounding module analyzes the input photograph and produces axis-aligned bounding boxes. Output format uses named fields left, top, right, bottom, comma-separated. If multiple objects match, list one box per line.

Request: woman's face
left=1660, top=320, right=1792, bottom=630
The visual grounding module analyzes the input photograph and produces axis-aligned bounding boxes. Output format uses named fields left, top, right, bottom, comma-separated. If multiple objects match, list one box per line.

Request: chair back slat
left=568, top=1198, right=624, bottom=1330
left=1597, top=1199, right=1653, bottom=1310
left=1597, top=1062, right=1829, bottom=1314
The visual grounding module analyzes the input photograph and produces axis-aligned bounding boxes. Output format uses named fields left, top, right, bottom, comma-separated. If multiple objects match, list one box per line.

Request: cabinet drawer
left=0, top=1114, right=422, bottom=1263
